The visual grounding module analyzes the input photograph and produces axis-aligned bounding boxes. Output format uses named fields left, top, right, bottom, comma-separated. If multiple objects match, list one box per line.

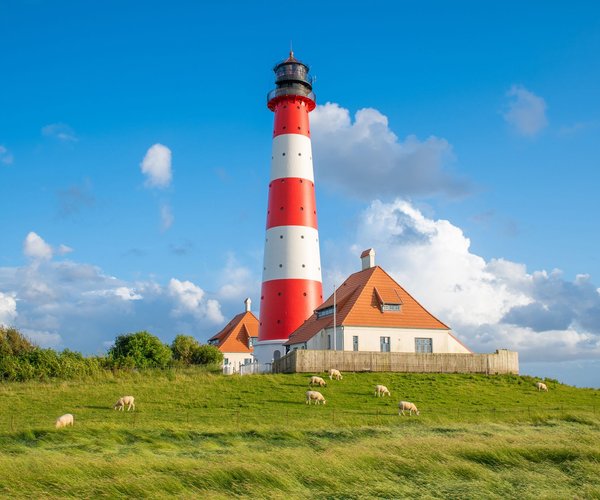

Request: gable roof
left=285, top=266, right=450, bottom=346
left=208, top=311, right=258, bottom=353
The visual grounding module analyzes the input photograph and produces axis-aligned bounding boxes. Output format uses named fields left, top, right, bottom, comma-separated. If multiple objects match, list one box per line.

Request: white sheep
left=375, top=385, right=391, bottom=397
left=55, top=413, right=74, bottom=429
left=114, top=395, right=136, bottom=411
left=328, top=368, right=343, bottom=381
left=398, top=401, right=420, bottom=416
left=535, top=382, right=548, bottom=392
left=309, top=376, right=327, bottom=387
left=306, top=390, right=326, bottom=405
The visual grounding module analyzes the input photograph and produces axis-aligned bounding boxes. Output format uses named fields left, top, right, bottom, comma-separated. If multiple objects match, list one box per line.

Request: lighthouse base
left=253, top=339, right=288, bottom=366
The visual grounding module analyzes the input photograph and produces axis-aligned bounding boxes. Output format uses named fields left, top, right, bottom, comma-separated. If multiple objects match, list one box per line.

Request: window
left=273, top=350, right=281, bottom=360
left=248, top=337, right=256, bottom=348
left=244, top=358, right=252, bottom=365
left=415, top=338, right=433, bottom=353
left=353, top=336, right=359, bottom=352
left=327, top=334, right=332, bottom=350
left=380, top=336, right=390, bottom=352
left=382, top=304, right=401, bottom=312
left=316, top=306, right=335, bottom=319
left=223, top=358, right=229, bottom=365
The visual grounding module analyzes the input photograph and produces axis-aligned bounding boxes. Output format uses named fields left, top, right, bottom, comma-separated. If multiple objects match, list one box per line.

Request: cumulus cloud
left=23, top=329, right=63, bottom=348
left=0, top=257, right=227, bottom=353
left=42, top=123, right=78, bottom=142
left=0, top=291, right=17, bottom=325
left=23, top=232, right=54, bottom=260
left=0, top=145, right=14, bottom=165
left=160, top=203, right=174, bottom=231
left=503, top=85, right=548, bottom=136
left=141, top=144, right=172, bottom=188
left=217, top=253, right=260, bottom=304
left=310, top=103, right=469, bottom=199
left=168, top=278, right=224, bottom=323
left=346, top=199, right=600, bottom=362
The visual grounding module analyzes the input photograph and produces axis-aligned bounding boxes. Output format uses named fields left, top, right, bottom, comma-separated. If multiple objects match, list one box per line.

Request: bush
left=171, top=335, right=201, bottom=365
left=191, top=344, right=223, bottom=366
left=109, top=331, right=172, bottom=369
left=0, top=326, right=35, bottom=356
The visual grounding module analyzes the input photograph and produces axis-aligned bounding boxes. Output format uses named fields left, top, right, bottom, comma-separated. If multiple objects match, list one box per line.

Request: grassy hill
left=0, top=370, right=599, bottom=498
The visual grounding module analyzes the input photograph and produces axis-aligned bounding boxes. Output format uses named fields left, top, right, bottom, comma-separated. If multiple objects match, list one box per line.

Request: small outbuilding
left=208, top=298, right=258, bottom=373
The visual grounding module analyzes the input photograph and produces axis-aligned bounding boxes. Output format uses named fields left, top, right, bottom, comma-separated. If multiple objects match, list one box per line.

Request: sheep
left=306, top=390, right=326, bottom=405
left=398, top=401, right=420, bottom=416
left=55, top=413, right=74, bottom=429
left=113, top=395, right=136, bottom=411
left=535, top=382, right=548, bottom=392
left=328, top=368, right=343, bottom=381
left=375, top=384, right=391, bottom=397
left=309, top=376, right=327, bottom=387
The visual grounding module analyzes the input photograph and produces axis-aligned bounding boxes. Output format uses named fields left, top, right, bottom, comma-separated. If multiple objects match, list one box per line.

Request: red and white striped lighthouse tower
left=254, top=52, right=323, bottom=364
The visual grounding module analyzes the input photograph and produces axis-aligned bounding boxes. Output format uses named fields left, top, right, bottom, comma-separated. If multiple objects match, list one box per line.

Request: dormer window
left=374, top=287, right=403, bottom=313
left=248, top=337, right=256, bottom=348
left=316, top=305, right=335, bottom=319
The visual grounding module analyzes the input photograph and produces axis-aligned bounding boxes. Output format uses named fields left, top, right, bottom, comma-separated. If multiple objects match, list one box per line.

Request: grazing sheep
left=306, top=390, right=326, bottom=405
left=375, top=385, right=391, bottom=397
left=114, top=395, right=136, bottom=411
left=55, top=413, right=74, bottom=429
left=535, top=382, right=548, bottom=392
left=309, top=376, right=327, bottom=387
left=398, top=401, right=420, bottom=416
left=328, top=368, right=343, bottom=381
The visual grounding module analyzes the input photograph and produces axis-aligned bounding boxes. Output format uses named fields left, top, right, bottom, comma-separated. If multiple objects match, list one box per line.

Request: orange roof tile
left=286, top=266, right=450, bottom=345
left=208, top=311, right=258, bottom=353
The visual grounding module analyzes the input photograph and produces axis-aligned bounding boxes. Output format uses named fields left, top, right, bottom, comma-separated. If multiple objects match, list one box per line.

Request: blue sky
left=1, top=1, right=600, bottom=386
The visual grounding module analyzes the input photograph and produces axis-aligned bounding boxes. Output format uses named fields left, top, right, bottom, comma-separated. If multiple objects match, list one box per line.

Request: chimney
left=244, top=297, right=252, bottom=312
left=360, top=248, right=375, bottom=270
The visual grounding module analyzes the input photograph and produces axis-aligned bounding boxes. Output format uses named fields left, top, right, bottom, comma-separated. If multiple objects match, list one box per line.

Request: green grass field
left=0, top=369, right=599, bottom=498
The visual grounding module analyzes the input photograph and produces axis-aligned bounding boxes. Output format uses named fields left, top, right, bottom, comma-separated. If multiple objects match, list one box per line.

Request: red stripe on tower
left=255, top=52, right=323, bottom=363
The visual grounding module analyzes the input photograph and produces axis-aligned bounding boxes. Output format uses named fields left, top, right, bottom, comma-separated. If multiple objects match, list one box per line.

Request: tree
left=109, top=331, right=172, bottom=369
left=191, top=344, right=223, bottom=366
left=171, top=335, right=201, bottom=365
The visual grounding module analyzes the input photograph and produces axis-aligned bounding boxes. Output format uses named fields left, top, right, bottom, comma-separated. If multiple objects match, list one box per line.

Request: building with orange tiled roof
left=285, top=249, right=471, bottom=355
left=208, top=298, right=259, bottom=372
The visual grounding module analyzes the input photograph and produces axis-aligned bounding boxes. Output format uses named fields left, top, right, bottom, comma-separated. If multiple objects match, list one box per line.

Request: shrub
left=171, top=335, right=201, bottom=365
left=0, top=326, right=35, bottom=356
left=109, top=331, right=172, bottom=369
left=191, top=344, right=223, bottom=366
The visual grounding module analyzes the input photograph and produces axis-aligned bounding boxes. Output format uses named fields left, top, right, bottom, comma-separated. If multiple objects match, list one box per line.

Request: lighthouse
left=254, top=52, right=323, bottom=364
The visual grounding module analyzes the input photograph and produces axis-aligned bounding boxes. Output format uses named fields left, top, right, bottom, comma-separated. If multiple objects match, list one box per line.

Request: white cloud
left=23, top=232, right=53, bottom=260
left=141, top=144, right=172, bottom=188
left=310, top=103, right=469, bottom=199
left=41, top=123, right=78, bottom=142
left=23, top=329, right=63, bottom=348
left=0, top=291, right=17, bottom=325
left=503, top=85, right=548, bottom=136
left=217, top=253, right=259, bottom=303
left=345, top=199, right=600, bottom=362
left=160, top=203, right=174, bottom=231
left=22, top=232, right=73, bottom=261
left=57, top=244, right=74, bottom=255
left=0, top=257, right=227, bottom=353
left=168, top=278, right=224, bottom=323
left=0, top=145, right=14, bottom=165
